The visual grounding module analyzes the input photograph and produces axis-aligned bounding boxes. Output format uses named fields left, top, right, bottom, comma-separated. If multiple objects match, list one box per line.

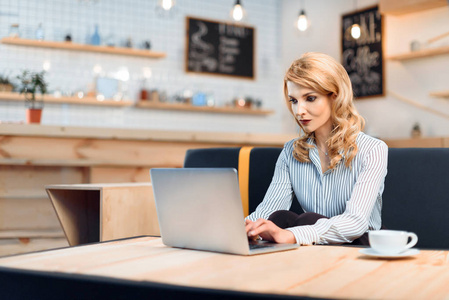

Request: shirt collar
left=307, top=137, right=345, bottom=174
left=307, top=137, right=346, bottom=158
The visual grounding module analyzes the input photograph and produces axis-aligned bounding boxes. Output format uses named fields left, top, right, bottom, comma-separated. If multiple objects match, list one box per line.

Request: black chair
left=382, top=148, right=449, bottom=249
left=185, top=147, right=449, bottom=249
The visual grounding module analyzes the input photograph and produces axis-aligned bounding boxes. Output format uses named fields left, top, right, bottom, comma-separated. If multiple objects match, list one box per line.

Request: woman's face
left=287, top=81, right=333, bottom=136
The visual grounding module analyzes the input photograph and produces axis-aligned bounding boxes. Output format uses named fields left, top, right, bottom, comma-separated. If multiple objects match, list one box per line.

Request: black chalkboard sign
left=341, top=6, right=384, bottom=99
left=186, top=17, right=255, bottom=79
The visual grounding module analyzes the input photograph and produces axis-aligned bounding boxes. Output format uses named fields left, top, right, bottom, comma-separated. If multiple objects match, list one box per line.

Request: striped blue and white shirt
left=246, top=132, right=388, bottom=245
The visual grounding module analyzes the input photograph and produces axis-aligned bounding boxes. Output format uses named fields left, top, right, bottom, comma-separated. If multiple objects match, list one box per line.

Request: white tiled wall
left=0, top=0, right=287, bottom=133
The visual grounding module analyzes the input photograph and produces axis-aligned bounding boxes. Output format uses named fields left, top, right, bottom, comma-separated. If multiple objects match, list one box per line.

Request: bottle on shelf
left=91, top=24, right=101, bottom=45
left=140, top=89, right=148, bottom=101
left=35, top=23, right=45, bottom=40
left=125, top=37, right=133, bottom=48
left=140, top=78, right=149, bottom=101
left=192, top=91, right=206, bottom=106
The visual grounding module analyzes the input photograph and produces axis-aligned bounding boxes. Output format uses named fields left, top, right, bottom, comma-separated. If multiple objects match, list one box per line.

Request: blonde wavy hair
left=284, top=52, right=365, bottom=169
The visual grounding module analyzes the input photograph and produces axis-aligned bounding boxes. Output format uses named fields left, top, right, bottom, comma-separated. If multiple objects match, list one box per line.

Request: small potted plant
left=0, top=74, right=14, bottom=92
left=411, top=122, right=422, bottom=138
left=16, top=70, right=48, bottom=124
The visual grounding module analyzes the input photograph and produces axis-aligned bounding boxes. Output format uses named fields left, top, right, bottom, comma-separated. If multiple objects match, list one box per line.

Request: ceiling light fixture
left=350, top=0, right=361, bottom=39
left=351, top=24, right=361, bottom=39
left=156, top=0, right=176, bottom=17
left=160, top=0, right=175, bottom=11
left=231, top=0, right=246, bottom=22
left=296, top=0, right=309, bottom=32
left=296, top=9, right=309, bottom=32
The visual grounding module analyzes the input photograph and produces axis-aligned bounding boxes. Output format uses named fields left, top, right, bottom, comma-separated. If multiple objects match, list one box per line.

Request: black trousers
left=268, top=210, right=369, bottom=246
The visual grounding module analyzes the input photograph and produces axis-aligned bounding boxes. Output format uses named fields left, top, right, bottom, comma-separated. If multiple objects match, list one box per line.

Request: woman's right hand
left=245, top=219, right=296, bottom=244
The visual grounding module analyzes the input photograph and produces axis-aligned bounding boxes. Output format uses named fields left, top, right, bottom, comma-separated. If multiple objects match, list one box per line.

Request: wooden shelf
left=387, top=45, right=449, bottom=61
left=136, top=101, right=274, bottom=116
left=1, top=37, right=166, bottom=59
left=430, top=90, right=449, bottom=98
left=379, top=0, right=447, bottom=15
left=0, top=92, right=133, bottom=107
left=0, top=92, right=274, bottom=114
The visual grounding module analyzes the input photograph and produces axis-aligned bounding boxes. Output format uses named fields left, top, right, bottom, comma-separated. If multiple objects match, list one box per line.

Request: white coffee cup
left=369, top=230, right=418, bottom=254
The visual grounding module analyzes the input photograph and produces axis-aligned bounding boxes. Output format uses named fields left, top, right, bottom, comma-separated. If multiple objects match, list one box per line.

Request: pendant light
left=350, top=24, right=361, bottom=39
left=350, top=0, right=361, bottom=39
left=159, top=0, right=175, bottom=11
left=231, top=0, right=246, bottom=22
left=296, top=1, right=309, bottom=32
left=296, top=10, right=309, bottom=31
left=156, top=0, right=176, bottom=17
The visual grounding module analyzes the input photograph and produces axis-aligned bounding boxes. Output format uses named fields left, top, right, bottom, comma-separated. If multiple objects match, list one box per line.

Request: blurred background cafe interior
left=0, top=0, right=448, bottom=256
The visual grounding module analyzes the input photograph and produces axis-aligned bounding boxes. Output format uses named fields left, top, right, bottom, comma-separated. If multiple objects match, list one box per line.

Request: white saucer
left=359, top=248, right=420, bottom=258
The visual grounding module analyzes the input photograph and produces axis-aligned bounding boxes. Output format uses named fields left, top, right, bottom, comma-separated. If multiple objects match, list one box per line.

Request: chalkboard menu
left=341, top=6, right=384, bottom=99
left=186, top=17, right=255, bottom=79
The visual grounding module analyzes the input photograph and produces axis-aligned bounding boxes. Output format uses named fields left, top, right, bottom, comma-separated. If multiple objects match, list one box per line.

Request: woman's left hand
left=245, top=219, right=296, bottom=244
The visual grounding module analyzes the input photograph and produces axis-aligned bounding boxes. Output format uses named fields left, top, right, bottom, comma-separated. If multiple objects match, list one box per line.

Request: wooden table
left=0, top=236, right=448, bottom=299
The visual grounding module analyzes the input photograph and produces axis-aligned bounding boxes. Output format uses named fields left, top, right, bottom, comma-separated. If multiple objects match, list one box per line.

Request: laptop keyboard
left=249, top=241, right=275, bottom=250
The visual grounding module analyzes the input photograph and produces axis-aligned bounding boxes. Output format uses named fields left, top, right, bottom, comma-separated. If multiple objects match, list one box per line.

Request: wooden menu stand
left=45, top=183, right=160, bottom=246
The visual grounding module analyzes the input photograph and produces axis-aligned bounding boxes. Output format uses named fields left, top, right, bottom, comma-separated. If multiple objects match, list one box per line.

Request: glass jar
left=9, top=24, right=20, bottom=38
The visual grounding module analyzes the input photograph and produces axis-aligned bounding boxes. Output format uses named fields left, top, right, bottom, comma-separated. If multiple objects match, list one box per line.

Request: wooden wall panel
left=0, top=238, right=68, bottom=257
left=0, top=165, right=85, bottom=256
left=0, top=136, right=227, bottom=167
left=90, top=167, right=151, bottom=183
left=0, top=197, right=60, bottom=230
left=0, top=136, right=83, bottom=160
left=0, top=165, right=87, bottom=198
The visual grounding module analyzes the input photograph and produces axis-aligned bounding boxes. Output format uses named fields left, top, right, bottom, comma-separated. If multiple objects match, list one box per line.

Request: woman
left=245, top=52, right=388, bottom=246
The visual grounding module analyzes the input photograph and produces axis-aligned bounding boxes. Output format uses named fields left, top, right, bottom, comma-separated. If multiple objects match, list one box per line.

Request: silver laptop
left=150, top=168, right=299, bottom=255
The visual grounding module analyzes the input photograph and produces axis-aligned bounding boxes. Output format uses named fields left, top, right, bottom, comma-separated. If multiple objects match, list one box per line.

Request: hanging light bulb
left=231, top=0, right=246, bottom=22
left=157, top=0, right=175, bottom=12
left=296, top=10, right=309, bottom=32
left=349, top=0, right=361, bottom=40
left=351, top=24, right=361, bottom=39
left=161, top=0, right=174, bottom=11
left=156, top=0, right=175, bottom=17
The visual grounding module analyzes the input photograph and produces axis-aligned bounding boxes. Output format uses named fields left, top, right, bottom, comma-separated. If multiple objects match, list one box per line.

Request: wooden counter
left=383, top=136, right=449, bottom=148
left=0, top=123, right=296, bottom=171
left=0, top=124, right=296, bottom=256
left=0, top=123, right=294, bottom=144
